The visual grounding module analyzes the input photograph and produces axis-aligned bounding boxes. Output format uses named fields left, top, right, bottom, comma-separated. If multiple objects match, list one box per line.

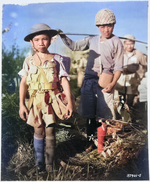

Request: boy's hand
left=19, top=104, right=29, bottom=121
left=57, top=29, right=65, bottom=38
left=57, top=29, right=64, bottom=34
left=102, top=83, right=114, bottom=93
left=64, top=102, right=73, bottom=119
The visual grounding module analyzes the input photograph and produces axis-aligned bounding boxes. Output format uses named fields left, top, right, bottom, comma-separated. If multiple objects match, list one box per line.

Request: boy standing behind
left=115, top=34, right=147, bottom=107
left=59, top=9, right=123, bottom=152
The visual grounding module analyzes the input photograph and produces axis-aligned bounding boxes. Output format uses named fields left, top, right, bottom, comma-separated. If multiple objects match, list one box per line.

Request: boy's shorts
left=27, top=92, right=56, bottom=128
left=78, top=78, right=114, bottom=119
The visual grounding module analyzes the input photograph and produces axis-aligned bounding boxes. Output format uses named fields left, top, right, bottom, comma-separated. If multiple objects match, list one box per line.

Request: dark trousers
left=86, top=118, right=97, bottom=142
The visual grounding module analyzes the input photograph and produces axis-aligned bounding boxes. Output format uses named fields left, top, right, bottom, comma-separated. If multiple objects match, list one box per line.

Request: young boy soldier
left=18, top=23, right=73, bottom=172
left=59, top=9, right=124, bottom=152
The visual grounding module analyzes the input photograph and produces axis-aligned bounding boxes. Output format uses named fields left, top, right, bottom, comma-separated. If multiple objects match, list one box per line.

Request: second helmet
left=95, top=9, right=116, bottom=26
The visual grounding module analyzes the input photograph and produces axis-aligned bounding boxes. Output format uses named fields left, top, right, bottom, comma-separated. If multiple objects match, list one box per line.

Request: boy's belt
left=29, top=82, right=58, bottom=91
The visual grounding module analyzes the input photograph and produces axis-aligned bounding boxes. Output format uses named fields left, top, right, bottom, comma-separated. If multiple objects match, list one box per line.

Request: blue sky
left=1, top=0, right=148, bottom=55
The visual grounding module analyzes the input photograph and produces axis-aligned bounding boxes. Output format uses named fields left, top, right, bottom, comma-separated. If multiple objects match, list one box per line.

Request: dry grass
left=2, top=113, right=148, bottom=181
left=1, top=93, right=149, bottom=180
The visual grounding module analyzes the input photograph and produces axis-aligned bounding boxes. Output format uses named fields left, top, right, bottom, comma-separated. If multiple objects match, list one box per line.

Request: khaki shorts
left=27, top=92, right=56, bottom=128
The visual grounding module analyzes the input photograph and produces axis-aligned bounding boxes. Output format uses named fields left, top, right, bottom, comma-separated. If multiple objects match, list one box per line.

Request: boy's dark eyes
left=34, top=38, right=48, bottom=41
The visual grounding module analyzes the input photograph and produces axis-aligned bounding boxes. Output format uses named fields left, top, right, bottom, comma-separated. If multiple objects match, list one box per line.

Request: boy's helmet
left=124, top=34, right=135, bottom=42
left=24, top=23, right=58, bottom=42
left=95, top=9, right=116, bottom=26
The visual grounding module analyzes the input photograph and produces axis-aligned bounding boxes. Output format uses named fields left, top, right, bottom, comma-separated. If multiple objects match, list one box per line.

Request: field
left=1, top=77, right=149, bottom=181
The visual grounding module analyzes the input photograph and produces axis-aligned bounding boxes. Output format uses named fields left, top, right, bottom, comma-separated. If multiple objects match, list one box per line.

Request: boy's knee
left=34, top=132, right=45, bottom=139
left=34, top=127, right=45, bottom=136
left=46, top=123, right=55, bottom=138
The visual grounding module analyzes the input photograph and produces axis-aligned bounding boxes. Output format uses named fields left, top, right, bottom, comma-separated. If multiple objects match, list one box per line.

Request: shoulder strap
left=32, top=54, right=49, bottom=83
left=39, top=67, right=49, bottom=83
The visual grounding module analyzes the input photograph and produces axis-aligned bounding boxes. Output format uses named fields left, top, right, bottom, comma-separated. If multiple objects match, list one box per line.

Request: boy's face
left=98, top=24, right=114, bottom=39
left=30, top=34, right=51, bottom=53
left=124, top=40, right=135, bottom=52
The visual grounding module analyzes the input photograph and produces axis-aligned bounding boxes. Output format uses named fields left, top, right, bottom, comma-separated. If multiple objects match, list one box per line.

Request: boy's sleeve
left=136, top=49, right=147, bottom=66
left=18, top=58, right=29, bottom=78
left=113, top=39, right=124, bottom=72
left=60, top=35, right=90, bottom=51
left=54, top=55, right=71, bottom=81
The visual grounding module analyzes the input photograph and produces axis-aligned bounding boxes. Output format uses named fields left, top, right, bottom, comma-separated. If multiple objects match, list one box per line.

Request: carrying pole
left=59, top=32, right=147, bottom=44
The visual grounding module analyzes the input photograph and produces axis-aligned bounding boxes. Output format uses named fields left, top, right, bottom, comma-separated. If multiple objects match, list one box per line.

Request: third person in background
left=115, top=34, right=147, bottom=108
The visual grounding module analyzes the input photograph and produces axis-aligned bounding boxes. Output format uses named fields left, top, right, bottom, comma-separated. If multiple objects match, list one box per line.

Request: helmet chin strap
left=30, top=40, right=38, bottom=53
